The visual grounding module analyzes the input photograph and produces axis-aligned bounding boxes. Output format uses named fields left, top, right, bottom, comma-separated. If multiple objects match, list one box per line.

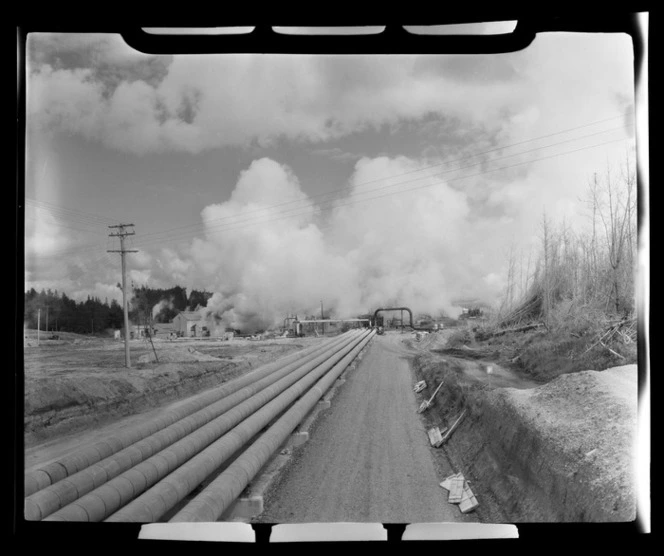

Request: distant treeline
left=24, top=286, right=214, bottom=334
left=24, top=288, right=124, bottom=334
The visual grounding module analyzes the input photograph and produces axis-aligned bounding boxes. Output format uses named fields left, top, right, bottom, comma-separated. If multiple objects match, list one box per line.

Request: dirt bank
left=23, top=335, right=316, bottom=447
left=413, top=350, right=638, bottom=522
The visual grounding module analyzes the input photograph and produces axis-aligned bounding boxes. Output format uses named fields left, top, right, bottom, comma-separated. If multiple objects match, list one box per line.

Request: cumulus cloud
left=27, top=39, right=536, bottom=155
left=152, top=247, right=194, bottom=285
left=27, top=32, right=634, bottom=161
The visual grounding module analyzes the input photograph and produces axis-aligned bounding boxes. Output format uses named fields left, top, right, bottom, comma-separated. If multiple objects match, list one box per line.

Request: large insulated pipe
left=25, top=333, right=343, bottom=497
left=171, top=329, right=376, bottom=522
left=45, top=331, right=365, bottom=522
left=25, top=332, right=358, bottom=520
left=105, top=329, right=372, bottom=523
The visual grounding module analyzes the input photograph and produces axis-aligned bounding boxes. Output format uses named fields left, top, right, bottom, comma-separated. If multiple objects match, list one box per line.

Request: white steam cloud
left=187, top=157, right=496, bottom=332
left=152, top=298, right=174, bottom=319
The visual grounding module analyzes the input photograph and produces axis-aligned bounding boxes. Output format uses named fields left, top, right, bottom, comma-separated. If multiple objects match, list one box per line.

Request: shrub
left=447, top=328, right=473, bottom=347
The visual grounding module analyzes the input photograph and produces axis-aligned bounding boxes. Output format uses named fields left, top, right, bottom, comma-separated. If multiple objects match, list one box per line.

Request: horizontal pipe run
left=45, top=331, right=364, bottom=522
left=105, top=330, right=372, bottom=523
left=25, top=333, right=345, bottom=497
left=26, top=332, right=358, bottom=520
left=171, top=330, right=376, bottom=522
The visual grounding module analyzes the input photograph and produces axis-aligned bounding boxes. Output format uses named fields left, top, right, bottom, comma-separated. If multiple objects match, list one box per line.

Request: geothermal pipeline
left=24, top=329, right=374, bottom=522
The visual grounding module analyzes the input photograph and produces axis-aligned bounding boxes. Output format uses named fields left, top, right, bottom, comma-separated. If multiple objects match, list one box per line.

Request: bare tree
left=541, top=210, right=552, bottom=326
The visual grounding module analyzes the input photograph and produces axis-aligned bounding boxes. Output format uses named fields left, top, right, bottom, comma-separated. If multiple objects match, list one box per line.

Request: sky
left=23, top=26, right=639, bottom=331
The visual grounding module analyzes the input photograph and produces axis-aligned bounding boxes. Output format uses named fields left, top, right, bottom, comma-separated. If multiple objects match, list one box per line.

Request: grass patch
left=446, top=328, right=473, bottom=348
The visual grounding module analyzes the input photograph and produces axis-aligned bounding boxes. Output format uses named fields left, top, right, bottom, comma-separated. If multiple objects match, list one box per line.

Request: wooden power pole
left=108, top=224, right=138, bottom=368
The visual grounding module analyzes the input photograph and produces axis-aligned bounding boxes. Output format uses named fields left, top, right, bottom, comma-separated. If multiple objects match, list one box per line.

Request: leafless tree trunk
left=541, top=211, right=551, bottom=326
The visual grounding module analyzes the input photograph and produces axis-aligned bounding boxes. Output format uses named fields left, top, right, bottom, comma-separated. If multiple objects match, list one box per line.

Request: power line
left=27, top=111, right=635, bottom=260
left=131, top=135, right=630, bottom=250
left=130, top=128, right=630, bottom=250
left=25, top=212, right=110, bottom=237
left=31, top=129, right=632, bottom=264
left=25, top=198, right=121, bottom=226
left=23, top=198, right=124, bottom=256
left=308, top=136, right=632, bottom=237
left=133, top=110, right=634, bottom=244
left=25, top=136, right=631, bottom=302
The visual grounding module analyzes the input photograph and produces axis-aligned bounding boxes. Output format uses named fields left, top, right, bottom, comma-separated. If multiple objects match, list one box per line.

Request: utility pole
left=108, top=224, right=138, bottom=368
left=320, top=300, right=324, bottom=336
left=37, top=308, right=40, bottom=346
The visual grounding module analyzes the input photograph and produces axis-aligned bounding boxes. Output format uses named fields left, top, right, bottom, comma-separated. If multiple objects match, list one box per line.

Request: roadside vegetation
left=448, top=158, right=638, bottom=382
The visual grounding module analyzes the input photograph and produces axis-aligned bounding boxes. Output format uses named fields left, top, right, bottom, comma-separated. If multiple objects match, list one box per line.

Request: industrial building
left=172, top=311, right=206, bottom=337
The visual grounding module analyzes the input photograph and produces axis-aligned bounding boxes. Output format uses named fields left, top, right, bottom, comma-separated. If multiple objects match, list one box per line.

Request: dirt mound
left=414, top=355, right=638, bottom=522
left=485, top=365, right=637, bottom=521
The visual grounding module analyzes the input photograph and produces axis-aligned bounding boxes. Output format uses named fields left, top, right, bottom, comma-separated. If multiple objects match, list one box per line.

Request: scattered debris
left=418, top=381, right=444, bottom=413
left=439, top=472, right=464, bottom=491
left=492, top=322, right=545, bottom=337
left=584, top=448, right=598, bottom=459
left=495, top=289, right=543, bottom=328
left=447, top=476, right=466, bottom=503
left=600, top=340, right=625, bottom=359
left=440, top=410, right=467, bottom=444
left=581, top=317, right=636, bottom=356
left=439, top=472, right=479, bottom=513
left=458, top=482, right=479, bottom=513
left=437, top=346, right=495, bottom=360
left=413, top=380, right=427, bottom=393
left=427, top=426, right=448, bottom=448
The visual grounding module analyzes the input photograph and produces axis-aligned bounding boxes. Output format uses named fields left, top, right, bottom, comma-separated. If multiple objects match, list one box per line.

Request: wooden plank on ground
left=417, top=381, right=444, bottom=413
left=448, top=476, right=465, bottom=503
left=458, top=482, right=479, bottom=513
left=439, top=472, right=463, bottom=491
left=440, top=410, right=467, bottom=444
left=413, top=380, right=426, bottom=393
left=427, top=426, right=446, bottom=448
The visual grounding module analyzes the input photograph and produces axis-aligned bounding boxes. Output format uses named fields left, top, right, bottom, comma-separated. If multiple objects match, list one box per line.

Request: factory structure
left=160, top=303, right=464, bottom=340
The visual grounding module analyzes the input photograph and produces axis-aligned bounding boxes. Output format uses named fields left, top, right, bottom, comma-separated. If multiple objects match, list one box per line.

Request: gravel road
left=260, top=333, right=468, bottom=523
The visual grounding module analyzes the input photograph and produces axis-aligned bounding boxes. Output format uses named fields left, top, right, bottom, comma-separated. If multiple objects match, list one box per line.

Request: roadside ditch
left=24, top=360, right=252, bottom=446
left=411, top=351, right=638, bottom=522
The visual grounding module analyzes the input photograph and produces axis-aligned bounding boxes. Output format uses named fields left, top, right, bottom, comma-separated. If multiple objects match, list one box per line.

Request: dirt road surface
left=260, top=333, right=471, bottom=523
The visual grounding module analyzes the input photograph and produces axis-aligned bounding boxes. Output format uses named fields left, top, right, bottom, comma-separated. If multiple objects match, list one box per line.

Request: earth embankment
left=414, top=349, right=638, bottom=522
